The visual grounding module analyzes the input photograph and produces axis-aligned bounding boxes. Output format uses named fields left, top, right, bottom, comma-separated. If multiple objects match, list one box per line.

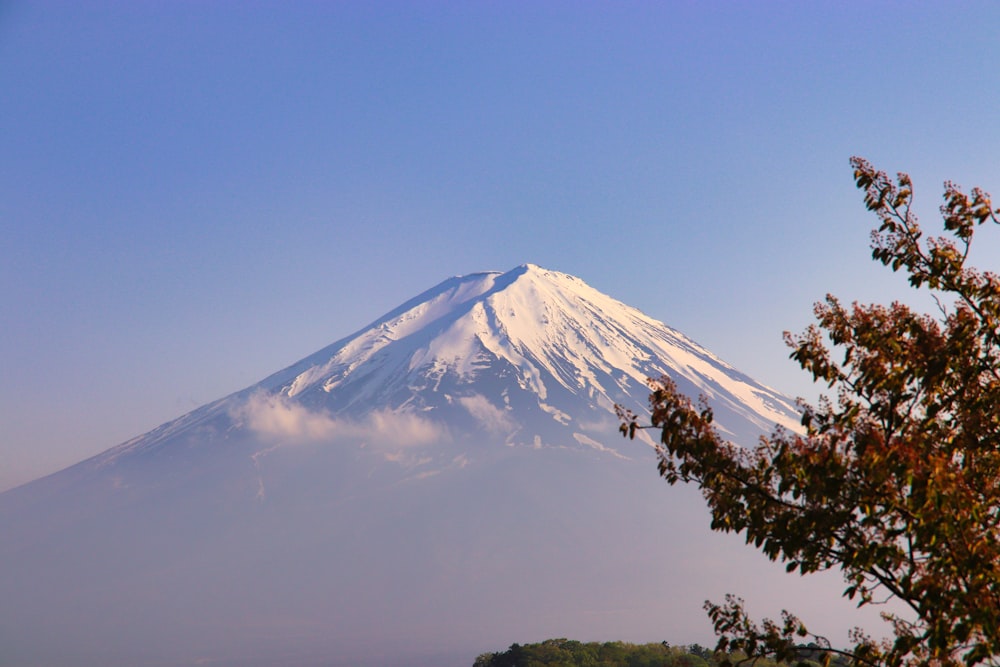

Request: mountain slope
left=76, top=264, right=799, bottom=479
left=0, top=264, right=853, bottom=667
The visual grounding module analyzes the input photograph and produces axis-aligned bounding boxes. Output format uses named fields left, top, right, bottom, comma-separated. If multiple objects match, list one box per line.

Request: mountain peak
left=60, top=265, right=800, bottom=482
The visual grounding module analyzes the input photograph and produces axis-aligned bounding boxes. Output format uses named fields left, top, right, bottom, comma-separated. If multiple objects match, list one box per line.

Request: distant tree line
left=472, top=638, right=854, bottom=667
left=472, top=639, right=708, bottom=667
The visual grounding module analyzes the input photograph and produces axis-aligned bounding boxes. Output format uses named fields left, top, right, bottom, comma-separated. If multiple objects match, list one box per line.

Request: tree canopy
left=619, top=157, right=1000, bottom=667
left=472, top=639, right=712, bottom=667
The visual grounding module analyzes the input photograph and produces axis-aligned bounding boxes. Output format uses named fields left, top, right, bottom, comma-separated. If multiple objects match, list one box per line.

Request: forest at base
left=472, top=638, right=845, bottom=667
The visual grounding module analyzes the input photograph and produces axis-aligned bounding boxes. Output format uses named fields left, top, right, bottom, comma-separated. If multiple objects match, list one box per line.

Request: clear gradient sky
left=3, top=2, right=1000, bottom=492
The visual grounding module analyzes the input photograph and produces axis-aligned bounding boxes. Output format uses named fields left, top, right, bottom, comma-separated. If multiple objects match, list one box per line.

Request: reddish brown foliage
left=620, top=158, right=1000, bottom=667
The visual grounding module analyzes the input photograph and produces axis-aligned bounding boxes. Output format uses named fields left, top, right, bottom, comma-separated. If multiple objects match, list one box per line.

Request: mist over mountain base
left=0, top=266, right=876, bottom=666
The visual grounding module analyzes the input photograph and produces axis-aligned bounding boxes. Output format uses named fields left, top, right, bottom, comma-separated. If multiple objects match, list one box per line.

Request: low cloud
left=458, top=394, right=518, bottom=434
left=235, top=393, right=340, bottom=442
left=232, top=392, right=449, bottom=449
left=365, top=409, right=448, bottom=447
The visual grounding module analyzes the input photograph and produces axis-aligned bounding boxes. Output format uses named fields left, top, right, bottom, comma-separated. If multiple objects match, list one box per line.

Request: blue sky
left=3, top=1, right=1000, bottom=491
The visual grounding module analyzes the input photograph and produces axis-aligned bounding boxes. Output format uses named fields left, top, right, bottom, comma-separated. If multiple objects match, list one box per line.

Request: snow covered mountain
left=78, top=263, right=798, bottom=481
left=0, top=264, right=829, bottom=667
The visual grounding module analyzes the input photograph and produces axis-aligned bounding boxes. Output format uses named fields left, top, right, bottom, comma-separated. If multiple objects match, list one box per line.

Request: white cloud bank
left=231, top=392, right=449, bottom=449
left=457, top=394, right=518, bottom=434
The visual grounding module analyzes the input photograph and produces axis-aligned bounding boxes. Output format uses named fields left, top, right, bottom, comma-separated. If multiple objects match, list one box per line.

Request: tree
left=471, top=639, right=677, bottom=667
left=618, top=157, right=1000, bottom=667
